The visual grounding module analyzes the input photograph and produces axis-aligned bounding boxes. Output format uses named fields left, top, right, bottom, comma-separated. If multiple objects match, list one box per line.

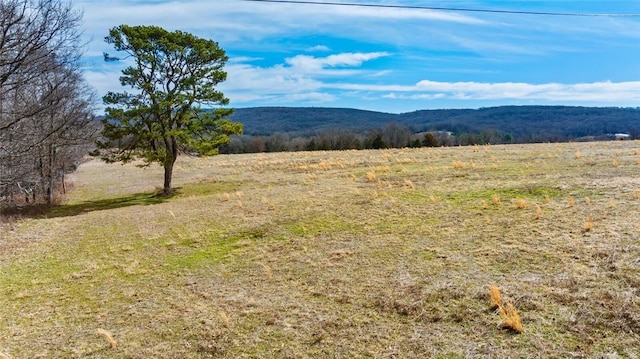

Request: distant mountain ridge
left=230, top=105, right=640, bottom=141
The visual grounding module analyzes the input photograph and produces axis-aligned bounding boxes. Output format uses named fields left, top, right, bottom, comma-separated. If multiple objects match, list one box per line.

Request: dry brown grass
left=452, top=160, right=466, bottom=169
left=489, top=285, right=523, bottom=334
left=2, top=141, right=640, bottom=358
left=95, top=328, right=117, bottom=349
left=366, top=170, right=376, bottom=182
left=489, top=284, right=502, bottom=309
left=218, top=311, right=231, bottom=328
left=498, top=301, right=523, bottom=333
left=403, top=179, right=415, bottom=190
left=535, top=204, right=542, bottom=219
left=584, top=218, right=594, bottom=232
left=513, top=198, right=530, bottom=209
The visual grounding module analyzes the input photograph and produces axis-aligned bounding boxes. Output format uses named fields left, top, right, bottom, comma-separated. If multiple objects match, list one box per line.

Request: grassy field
left=1, top=141, right=640, bottom=358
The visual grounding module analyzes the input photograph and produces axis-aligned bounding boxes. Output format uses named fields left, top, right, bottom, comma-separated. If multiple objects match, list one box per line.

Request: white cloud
left=412, top=80, right=640, bottom=102
left=284, top=52, right=389, bottom=73
left=306, top=45, right=331, bottom=52
left=292, top=78, right=640, bottom=106
left=220, top=51, right=390, bottom=106
left=228, top=56, right=264, bottom=63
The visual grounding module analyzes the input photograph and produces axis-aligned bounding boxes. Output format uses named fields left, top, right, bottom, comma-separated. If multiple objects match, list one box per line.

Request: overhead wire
left=241, top=0, right=640, bottom=17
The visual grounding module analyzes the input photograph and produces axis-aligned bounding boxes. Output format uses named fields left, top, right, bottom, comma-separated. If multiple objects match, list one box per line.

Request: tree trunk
left=163, top=137, right=179, bottom=195
left=163, top=160, right=174, bottom=195
left=46, top=143, right=55, bottom=205
left=62, top=166, right=66, bottom=194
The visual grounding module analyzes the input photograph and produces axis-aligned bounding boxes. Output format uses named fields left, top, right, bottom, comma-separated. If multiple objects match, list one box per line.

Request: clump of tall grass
left=260, top=263, right=273, bottom=279
left=489, top=285, right=523, bottom=333
left=584, top=218, right=593, bottom=232
left=96, top=328, right=117, bottom=349
left=489, top=284, right=502, bottom=310
left=514, top=198, right=530, bottom=209
left=218, top=311, right=231, bottom=328
left=376, top=165, right=391, bottom=173
left=403, top=179, right=415, bottom=190
left=319, top=161, right=331, bottom=171
left=366, top=171, right=376, bottom=182
left=452, top=161, right=466, bottom=169
left=499, top=302, right=523, bottom=333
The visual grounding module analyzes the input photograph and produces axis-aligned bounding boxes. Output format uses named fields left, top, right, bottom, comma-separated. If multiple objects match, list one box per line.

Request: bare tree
left=381, top=124, right=411, bottom=148
left=30, top=64, right=97, bottom=204
left=0, top=0, right=83, bottom=129
left=0, top=0, right=94, bottom=208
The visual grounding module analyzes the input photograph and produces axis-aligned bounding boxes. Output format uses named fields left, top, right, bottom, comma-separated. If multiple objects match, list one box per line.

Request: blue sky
left=77, top=0, right=640, bottom=113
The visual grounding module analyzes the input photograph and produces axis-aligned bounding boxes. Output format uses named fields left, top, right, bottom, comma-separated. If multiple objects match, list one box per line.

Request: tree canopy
left=95, top=25, right=242, bottom=194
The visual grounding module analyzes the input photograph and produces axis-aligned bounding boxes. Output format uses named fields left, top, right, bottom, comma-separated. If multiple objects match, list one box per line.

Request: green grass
left=177, top=180, right=244, bottom=197
left=1, top=141, right=640, bottom=357
left=165, top=227, right=269, bottom=271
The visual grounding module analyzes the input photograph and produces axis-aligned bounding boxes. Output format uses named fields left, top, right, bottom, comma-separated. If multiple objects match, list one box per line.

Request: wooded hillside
left=230, top=105, right=640, bottom=142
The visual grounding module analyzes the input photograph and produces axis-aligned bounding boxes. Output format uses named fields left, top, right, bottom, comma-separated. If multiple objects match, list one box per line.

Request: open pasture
left=1, top=141, right=640, bottom=358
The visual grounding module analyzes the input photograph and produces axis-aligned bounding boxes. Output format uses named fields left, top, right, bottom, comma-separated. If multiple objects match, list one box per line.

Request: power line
left=242, top=0, right=640, bottom=17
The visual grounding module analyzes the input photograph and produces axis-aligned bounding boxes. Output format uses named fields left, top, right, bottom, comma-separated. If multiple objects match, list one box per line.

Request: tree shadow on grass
left=43, top=190, right=178, bottom=218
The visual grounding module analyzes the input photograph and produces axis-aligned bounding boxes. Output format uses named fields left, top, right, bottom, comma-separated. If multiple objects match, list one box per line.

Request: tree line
left=221, top=104, right=640, bottom=154
left=230, top=106, right=640, bottom=143
left=219, top=124, right=514, bottom=154
left=0, top=0, right=97, bottom=210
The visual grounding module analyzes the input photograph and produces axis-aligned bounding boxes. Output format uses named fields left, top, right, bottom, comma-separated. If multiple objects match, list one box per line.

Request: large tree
left=95, top=25, right=242, bottom=194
